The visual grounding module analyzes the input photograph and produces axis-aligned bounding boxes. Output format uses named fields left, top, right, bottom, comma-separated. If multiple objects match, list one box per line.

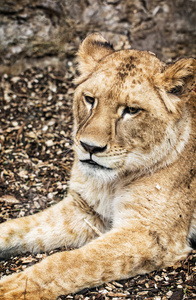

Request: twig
left=84, top=218, right=103, bottom=237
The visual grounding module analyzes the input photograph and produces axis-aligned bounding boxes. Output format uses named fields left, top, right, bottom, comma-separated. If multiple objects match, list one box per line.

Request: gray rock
left=0, top=0, right=195, bottom=74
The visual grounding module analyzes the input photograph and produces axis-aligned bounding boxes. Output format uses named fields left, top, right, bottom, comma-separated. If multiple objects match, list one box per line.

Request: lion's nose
left=80, top=141, right=107, bottom=154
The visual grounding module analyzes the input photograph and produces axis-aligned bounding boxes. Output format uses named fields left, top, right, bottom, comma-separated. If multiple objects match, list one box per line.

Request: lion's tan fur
left=0, top=33, right=195, bottom=299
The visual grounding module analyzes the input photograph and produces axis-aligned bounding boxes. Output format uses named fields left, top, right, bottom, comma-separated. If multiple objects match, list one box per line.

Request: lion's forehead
left=97, top=50, right=163, bottom=79
left=77, top=50, right=166, bottom=111
left=86, top=51, right=163, bottom=97
left=86, top=67, right=157, bottom=106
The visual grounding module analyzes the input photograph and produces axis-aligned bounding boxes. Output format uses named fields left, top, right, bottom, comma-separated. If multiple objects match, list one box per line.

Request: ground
left=0, top=63, right=195, bottom=300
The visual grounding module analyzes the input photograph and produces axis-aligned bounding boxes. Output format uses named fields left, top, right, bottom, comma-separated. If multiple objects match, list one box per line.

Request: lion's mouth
left=80, top=159, right=111, bottom=170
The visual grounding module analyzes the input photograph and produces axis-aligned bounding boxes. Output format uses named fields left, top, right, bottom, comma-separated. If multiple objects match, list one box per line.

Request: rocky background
left=0, top=0, right=196, bottom=75
left=0, top=0, right=196, bottom=299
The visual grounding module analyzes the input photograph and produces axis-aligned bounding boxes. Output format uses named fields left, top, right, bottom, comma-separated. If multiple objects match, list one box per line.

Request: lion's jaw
left=73, top=110, right=190, bottom=182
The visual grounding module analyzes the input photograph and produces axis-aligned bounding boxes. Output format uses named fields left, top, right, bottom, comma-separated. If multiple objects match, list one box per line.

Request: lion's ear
left=76, top=33, right=114, bottom=76
left=154, top=58, right=196, bottom=113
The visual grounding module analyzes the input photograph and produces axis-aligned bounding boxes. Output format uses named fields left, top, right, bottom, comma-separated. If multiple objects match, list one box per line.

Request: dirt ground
left=0, top=63, right=196, bottom=299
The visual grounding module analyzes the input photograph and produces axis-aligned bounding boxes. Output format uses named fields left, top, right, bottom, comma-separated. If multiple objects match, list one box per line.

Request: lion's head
left=73, top=33, right=196, bottom=181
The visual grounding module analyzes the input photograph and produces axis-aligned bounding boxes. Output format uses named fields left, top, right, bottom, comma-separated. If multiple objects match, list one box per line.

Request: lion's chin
left=78, top=160, right=119, bottom=182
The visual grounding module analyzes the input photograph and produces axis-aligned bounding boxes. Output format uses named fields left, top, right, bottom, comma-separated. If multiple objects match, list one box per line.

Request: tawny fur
left=0, top=33, right=195, bottom=300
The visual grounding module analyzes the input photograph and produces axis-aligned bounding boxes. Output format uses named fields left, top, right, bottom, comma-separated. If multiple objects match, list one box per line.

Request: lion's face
left=73, top=34, right=195, bottom=180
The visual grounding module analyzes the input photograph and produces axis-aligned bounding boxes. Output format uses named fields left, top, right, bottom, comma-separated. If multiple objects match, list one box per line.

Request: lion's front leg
left=0, top=224, right=189, bottom=299
left=0, top=192, right=105, bottom=260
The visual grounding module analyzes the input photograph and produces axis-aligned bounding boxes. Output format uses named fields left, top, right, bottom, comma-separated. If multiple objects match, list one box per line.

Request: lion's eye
left=84, top=95, right=95, bottom=106
left=123, top=106, right=141, bottom=116
left=168, top=86, right=183, bottom=96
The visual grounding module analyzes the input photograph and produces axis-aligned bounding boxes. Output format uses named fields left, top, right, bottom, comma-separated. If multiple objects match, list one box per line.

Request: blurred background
left=0, top=0, right=196, bottom=75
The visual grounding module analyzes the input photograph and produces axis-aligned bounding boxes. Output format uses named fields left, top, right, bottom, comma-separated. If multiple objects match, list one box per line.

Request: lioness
left=0, top=33, right=195, bottom=299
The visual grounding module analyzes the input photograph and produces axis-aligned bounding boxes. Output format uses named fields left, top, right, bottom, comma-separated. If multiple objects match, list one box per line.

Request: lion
left=0, top=33, right=195, bottom=299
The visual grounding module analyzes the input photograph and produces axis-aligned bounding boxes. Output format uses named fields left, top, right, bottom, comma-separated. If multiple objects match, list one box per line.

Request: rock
left=0, top=195, right=20, bottom=203
left=0, top=0, right=195, bottom=74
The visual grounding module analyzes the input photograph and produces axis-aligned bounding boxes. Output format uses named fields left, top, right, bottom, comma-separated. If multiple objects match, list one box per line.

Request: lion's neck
left=69, top=165, right=116, bottom=221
